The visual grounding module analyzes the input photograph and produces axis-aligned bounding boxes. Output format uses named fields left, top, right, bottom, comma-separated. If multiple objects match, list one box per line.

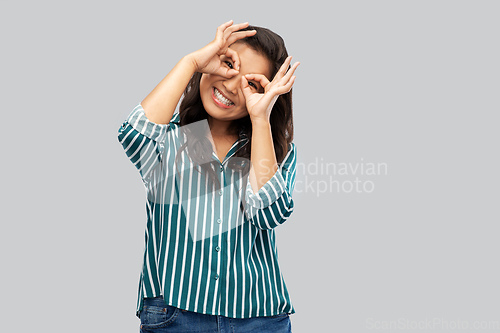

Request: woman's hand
left=189, top=20, right=256, bottom=77
left=241, top=56, right=300, bottom=122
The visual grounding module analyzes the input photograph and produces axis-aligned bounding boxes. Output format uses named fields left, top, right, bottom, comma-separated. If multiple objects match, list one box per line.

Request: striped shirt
left=117, top=104, right=297, bottom=319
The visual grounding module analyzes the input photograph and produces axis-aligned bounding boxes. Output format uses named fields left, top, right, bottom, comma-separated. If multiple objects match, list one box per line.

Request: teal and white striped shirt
left=117, top=104, right=297, bottom=319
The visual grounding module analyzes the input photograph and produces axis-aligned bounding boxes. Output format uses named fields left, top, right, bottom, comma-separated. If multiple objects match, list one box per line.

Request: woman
left=118, top=20, right=299, bottom=332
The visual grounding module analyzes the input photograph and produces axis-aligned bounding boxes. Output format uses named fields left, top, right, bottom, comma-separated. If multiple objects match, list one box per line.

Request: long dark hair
left=174, top=25, right=294, bottom=203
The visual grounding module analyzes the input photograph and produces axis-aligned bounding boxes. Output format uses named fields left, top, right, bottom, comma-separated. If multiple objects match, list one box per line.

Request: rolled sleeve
left=117, top=104, right=174, bottom=182
left=245, top=168, right=287, bottom=209
left=244, top=143, right=297, bottom=229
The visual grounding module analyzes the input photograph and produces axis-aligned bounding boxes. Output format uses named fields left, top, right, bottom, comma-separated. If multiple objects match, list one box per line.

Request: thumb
left=227, top=69, right=239, bottom=77
left=240, top=76, right=253, bottom=100
left=215, top=68, right=239, bottom=78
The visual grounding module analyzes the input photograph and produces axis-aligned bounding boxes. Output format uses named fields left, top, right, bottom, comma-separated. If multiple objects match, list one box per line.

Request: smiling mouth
left=213, top=87, right=234, bottom=107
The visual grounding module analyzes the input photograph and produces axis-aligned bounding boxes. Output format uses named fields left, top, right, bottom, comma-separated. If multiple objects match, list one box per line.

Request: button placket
left=212, top=165, right=223, bottom=286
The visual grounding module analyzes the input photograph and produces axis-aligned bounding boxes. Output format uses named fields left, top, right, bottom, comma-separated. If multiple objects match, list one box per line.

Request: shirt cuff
left=245, top=168, right=287, bottom=209
left=125, top=104, right=169, bottom=143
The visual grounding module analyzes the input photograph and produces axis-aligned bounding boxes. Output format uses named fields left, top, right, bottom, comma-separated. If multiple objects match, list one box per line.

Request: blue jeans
left=139, top=297, right=292, bottom=333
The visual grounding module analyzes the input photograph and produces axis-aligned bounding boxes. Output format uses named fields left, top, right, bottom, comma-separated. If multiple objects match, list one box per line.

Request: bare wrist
left=250, top=116, right=271, bottom=127
left=182, top=54, right=199, bottom=73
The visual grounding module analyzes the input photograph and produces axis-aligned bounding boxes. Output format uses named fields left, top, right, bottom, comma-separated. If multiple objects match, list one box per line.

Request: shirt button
left=217, top=218, right=222, bottom=224
left=218, top=190, right=223, bottom=196
left=215, top=274, right=219, bottom=280
left=215, top=246, right=220, bottom=252
left=220, top=165, right=224, bottom=171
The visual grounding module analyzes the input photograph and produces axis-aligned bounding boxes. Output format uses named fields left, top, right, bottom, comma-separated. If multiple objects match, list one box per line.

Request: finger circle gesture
left=193, top=21, right=257, bottom=78
left=242, top=55, right=300, bottom=121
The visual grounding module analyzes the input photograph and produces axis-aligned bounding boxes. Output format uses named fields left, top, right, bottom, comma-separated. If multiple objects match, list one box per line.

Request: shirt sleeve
left=244, top=142, right=297, bottom=229
left=117, top=104, right=173, bottom=183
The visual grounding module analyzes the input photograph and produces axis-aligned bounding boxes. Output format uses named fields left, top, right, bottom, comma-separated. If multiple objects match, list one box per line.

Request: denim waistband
left=143, top=296, right=168, bottom=307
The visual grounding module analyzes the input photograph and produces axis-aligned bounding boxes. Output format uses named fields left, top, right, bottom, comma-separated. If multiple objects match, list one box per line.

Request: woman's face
left=200, top=43, right=272, bottom=122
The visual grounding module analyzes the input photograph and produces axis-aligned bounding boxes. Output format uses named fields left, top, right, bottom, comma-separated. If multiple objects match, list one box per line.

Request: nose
left=222, top=74, right=241, bottom=96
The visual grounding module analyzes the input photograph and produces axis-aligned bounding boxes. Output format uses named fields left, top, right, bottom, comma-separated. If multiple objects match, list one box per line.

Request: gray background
left=1, top=0, right=499, bottom=332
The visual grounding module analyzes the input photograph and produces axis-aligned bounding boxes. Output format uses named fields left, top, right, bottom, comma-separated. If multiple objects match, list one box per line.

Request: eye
left=248, top=82, right=257, bottom=89
left=224, top=61, right=234, bottom=69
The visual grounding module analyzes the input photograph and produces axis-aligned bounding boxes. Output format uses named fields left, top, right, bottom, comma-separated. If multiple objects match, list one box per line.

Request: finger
left=225, top=48, right=241, bottom=71
left=244, top=73, right=271, bottom=89
left=275, top=76, right=296, bottom=95
left=215, top=67, right=239, bottom=78
left=216, top=20, right=234, bottom=38
left=281, top=61, right=300, bottom=83
left=240, top=76, right=253, bottom=100
left=223, top=22, right=250, bottom=39
left=274, top=56, right=293, bottom=80
left=226, top=30, right=257, bottom=46
left=219, top=20, right=234, bottom=30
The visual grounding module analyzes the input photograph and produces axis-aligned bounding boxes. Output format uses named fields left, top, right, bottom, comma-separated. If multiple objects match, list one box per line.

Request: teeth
left=214, top=88, right=234, bottom=106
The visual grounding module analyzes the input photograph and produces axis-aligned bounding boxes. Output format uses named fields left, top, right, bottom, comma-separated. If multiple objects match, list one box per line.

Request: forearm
left=141, top=55, right=197, bottom=124
left=249, top=118, right=278, bottom=193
